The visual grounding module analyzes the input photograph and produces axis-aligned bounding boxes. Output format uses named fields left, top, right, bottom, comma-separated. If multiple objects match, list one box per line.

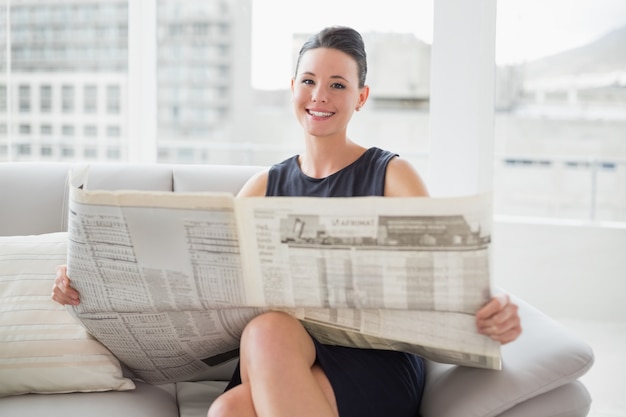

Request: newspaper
left=66, top=179, right=501, bottom=384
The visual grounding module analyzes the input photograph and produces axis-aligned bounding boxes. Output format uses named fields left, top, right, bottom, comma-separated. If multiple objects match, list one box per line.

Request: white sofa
left=0, top=162, right=595, bottom=417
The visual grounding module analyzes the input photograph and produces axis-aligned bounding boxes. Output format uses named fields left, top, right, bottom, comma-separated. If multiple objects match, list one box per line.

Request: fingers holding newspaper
left=475, top=293, right=522, bottom=345
left=51, top=264, right=80, bottom=306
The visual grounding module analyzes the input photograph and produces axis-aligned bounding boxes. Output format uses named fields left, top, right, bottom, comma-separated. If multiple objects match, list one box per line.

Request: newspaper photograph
left=66, top=180, right=501, bottom=384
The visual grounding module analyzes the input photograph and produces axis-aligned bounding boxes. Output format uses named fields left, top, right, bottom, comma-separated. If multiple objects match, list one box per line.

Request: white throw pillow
left=0, top=232, right=135, bottom=397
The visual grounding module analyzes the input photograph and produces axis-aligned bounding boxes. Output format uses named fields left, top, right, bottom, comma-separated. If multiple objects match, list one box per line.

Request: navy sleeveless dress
left=226, top=147, right=426, bottom=417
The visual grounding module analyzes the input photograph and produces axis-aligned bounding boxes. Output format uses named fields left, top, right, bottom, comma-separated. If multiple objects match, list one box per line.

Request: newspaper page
left=237, top=196, right=500, bottom=370
left=66, top=183, right=501, bottom=384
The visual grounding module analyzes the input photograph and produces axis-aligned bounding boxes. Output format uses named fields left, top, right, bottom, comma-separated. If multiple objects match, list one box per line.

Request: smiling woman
left=201, top=25, right=520, bottom=417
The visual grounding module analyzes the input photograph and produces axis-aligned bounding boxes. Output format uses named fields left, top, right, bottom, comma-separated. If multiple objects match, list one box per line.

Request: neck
left=299, top=136, right=366, bottom=178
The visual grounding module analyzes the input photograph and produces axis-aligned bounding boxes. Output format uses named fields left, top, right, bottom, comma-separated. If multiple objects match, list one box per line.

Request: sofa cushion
left=420, top=294, right=594, bottom=417
left=172, top=164, right=264, bottom=193
left=0, top=162, right=73, bottom=236
left=0, top=381, right=177, bottom=417
left=496, top=381, right=592, bottom=417
left=176, top=381, right=228, bottom=417
left=0, top=232, right=134, bottom=397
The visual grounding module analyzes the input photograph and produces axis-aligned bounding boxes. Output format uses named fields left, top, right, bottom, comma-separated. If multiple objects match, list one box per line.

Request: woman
left=54, top=26, right=521, bottom=417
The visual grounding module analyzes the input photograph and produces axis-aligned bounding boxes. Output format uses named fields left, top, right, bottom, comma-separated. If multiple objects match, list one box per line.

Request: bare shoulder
left=237, top=168, right=270, bottom=197
left=384, top=156, right=430, bottom=197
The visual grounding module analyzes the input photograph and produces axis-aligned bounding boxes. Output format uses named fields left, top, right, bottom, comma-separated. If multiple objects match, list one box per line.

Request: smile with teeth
left=307, top=109, right=334, bottom=118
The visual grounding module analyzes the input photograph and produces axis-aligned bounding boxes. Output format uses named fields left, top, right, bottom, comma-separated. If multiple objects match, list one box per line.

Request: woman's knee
left=240, top=311, right=315, bottom=363
left=207, top=393, right=230, bottom=417
left=207, top=386, right=253, bottom=417
left=242, top=311, right=301, bottom=347
left=206, top=395, right=228, bottom=417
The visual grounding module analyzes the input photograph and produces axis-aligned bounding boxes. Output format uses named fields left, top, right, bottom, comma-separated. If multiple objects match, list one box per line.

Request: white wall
left=492, top=218, right=626, bottom=321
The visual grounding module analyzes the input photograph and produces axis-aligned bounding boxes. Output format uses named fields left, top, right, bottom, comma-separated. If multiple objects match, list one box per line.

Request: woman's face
left=291, top=47, right=369, bottom=139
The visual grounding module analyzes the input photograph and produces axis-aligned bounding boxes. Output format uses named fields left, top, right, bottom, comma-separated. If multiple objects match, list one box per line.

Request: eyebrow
left=299, top=71, right=350, bottom=83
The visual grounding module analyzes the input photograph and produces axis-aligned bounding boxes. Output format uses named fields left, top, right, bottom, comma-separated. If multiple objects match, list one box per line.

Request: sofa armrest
left=420, top=294, right=594, bottom=417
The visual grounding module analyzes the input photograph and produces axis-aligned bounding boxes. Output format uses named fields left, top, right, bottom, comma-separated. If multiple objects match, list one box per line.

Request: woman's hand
left=475, top=293, right=522, bottom=344
left=51, top=265, right=80, bottom=306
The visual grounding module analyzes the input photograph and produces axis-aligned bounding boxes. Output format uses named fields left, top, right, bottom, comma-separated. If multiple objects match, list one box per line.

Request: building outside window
left=18, top=85, right=30, bottom=112
left=40, top=85, right=52, bottom=112
left=84, top=85, right=97, bottom=113
left=61, top=147, right=74, bottom=158
left=84, top=147, right=98, bottom=158
left=40, top=124, right=53, bottom=135
left=17, top=144, right=31, bottom=155
left=106, top=125, right=121, bottom=138
left=0, top=85, right=6, bottom=112
left=106, top=85, right=120, bottom=114
left=107, top=147, right=120, bottom=159
left=61, top=125, right=75, bottom=137
left=0, top=0, right=624, bottom=223
left=84, top=125, right=98, bottom=137
left=40, top=146, right=53, bottom=157
left=19, top=124, right=31, bottom=135
left=62, top=85, right=74, bottom=113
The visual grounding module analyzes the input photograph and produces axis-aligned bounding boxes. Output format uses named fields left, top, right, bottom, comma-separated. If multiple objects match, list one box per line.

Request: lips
left=307, top=109, right=334, bottom=118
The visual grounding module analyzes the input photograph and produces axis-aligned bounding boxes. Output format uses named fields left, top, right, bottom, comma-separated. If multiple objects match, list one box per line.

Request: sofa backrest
left=0, top=162, right=264, bottom=237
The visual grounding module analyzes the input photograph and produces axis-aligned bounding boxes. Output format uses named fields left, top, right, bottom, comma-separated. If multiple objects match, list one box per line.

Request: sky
left=250, top=0, right=626, bottom=89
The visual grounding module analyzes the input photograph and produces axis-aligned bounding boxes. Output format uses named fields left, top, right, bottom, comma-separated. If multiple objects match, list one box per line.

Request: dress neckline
left=296, top=147, right=376, bottom=181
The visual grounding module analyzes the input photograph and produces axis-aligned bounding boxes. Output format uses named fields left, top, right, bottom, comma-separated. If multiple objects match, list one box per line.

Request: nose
left=311, top=85, right=327, bottom=103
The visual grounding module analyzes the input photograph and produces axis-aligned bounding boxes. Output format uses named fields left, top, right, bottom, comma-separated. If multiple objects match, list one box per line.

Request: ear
left=356, top=85, right=370, bottom=111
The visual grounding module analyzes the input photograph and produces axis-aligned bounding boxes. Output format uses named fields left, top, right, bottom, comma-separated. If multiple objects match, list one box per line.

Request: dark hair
left=295, top=26, right=368, bottom=88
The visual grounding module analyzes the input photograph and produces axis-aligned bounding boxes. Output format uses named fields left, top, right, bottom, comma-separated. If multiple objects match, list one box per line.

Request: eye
left=331, top=82, right=346, bottom=89
left=301, top=79, right=315, bottom=85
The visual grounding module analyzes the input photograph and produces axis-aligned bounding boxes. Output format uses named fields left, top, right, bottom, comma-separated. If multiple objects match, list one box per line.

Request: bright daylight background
left=251, top=0, right=626, bottom=89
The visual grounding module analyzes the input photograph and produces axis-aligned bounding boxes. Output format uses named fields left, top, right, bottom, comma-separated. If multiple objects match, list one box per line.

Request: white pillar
left=428, top=0, right=497, bottom=197
left=127, top=0, right=157, bottom=163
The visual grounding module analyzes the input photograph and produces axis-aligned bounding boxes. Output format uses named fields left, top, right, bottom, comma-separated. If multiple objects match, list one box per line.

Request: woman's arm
left=237, top=169, right=269, bottom=197
left=384, top=157, right=429, bottom=197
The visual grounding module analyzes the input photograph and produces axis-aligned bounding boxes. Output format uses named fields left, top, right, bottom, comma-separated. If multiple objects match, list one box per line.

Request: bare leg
left=207, top=382, right=257, bottom=417
left=240, top=311, right=338, bottom=417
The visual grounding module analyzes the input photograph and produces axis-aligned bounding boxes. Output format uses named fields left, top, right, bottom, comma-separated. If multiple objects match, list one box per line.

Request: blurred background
left=1, top=0, right=625, bottom=223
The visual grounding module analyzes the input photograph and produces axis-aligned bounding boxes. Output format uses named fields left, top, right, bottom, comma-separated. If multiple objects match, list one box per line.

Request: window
left=0, top=85, right=6, bottom=112
left=106, top=85, right=120, bottom=114
left=61, top=147, right=74, bottom=157
left=493, top=0, right=626, bottom=222
left=84, top=148, right=98, bottom=158
left=40, top=146, right=53, bottom=157
left=40, top=85, right=52, bottom=112
left=154, top=0, right=433, bottom=168
left=84, top=85, right=97, bottom=113
left=18, top=144, right=31, bottom=155
left=19, top=85, right=31, bottom=112
left=2, top=0, right=624, bottom=223
left=84, top=125, right=98, bottom=137
left=62, top=85, right=74, bottom=113
left=19, top=124, right=31, bottom=135
left=40, top=124, right=53, bottom=135
left=106, top=125, right=121, bottom=137
left=107, top=147, right=120, bottom=159
left=62, top=125, right=75, bottom=137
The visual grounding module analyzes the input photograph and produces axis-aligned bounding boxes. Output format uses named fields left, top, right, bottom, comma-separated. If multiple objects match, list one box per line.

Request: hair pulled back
left=295, top=26, right=368, bottom=88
